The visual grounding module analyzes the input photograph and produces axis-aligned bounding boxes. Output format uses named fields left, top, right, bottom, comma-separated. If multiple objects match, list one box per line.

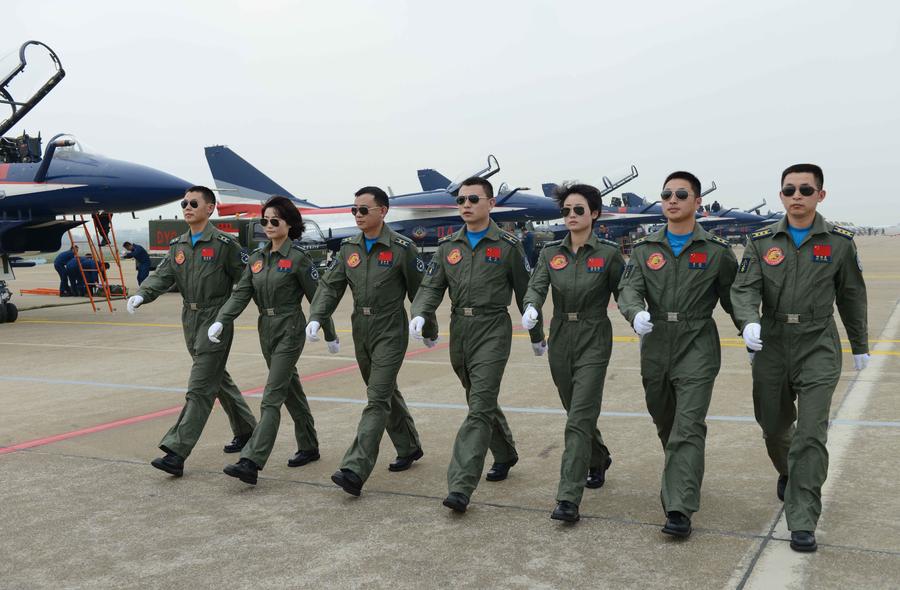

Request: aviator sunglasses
left=781, top=184, right=817, bottom=197
left=560, top=205, right=587, bottom=217
left=351, top=206, right=381, bottom=216
left=259, top=217, right=283, bottom=227
left=456, top=195, right=490, bottom=205
left=660, top=188, right=691, bottom=201
left=180, top=199, right=202, bottom=209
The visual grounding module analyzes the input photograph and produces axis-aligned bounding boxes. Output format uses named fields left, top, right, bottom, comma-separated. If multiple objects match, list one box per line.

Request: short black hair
left=354, top=186, right=390, bottom=209
left=460, top=177, right=494, bottom=200
left=781, top=163, right=824, bottom=189
left=663, top=171, right=701, bottom=199
left=262, top=195, right=305, bottom=240
left=553, top=182, right=602, bottom=213
left=186, top=185, right=216, bottom=205
left=122, top=241, right=133, bottom=248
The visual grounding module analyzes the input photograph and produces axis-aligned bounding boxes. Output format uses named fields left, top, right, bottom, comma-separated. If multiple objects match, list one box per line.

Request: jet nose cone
left=108, top=159, right=193, bottom=209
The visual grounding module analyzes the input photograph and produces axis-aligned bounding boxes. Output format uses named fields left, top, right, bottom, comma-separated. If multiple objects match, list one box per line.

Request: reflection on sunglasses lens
left=260, top=218, right=281, bottom=227
left=180, top=199, right=200, bottom=209
left=661, top=189, right=689, bottom=200
left=456, top=195, right=481, bottom=205
left=351, top=206, right=370, bottom=216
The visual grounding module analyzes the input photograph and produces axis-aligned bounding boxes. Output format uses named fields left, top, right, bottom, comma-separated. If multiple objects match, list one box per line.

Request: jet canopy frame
left=0, top=40, right=65, bottom=139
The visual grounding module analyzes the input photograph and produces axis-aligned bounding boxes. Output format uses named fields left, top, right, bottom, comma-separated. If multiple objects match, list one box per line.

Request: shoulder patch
left=598, top=238, right=619, bottom=248
left=251, top=246, right=264, bottom=254
left=169, top=237, right=179, bottom=246
left=831, top=226, right=855, bottom=240
left=438, top=234, right=454, bottom=244
left=543, top=239, right=563, bottom=248
left=750, top=228, right=773, bottom=241
left=217, top=234, right=236, bottom=246
left=500, top=231, right=519, bottom=245
left=393, top=236, right=411, bottom=249
left=341, top=237, right=354, bottom=244
left=631, top=236, right=649, bottom=248
left=708, top=235, right=730, bottom=247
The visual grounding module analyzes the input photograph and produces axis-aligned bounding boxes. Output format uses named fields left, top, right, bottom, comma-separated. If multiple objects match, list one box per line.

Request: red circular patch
left=174, top=250, right=185, bottom=265
left=549, top=254, right=568, bottom=270
left=447, top=248, right=462, bottom=265
left=346, top=252, right=361, bottom=268
left=764, top=247, right=785, bottom=266
left=646, top=252, right=666, bottom=270
left=251, top=260, right=264, bottom=273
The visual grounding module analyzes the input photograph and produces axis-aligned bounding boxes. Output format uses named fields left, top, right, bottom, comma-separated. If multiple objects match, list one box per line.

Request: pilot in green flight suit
left=731, top=163, right=869, bottom=553
left=522, top=183, right=625, bottom=523
left=617, top=171, right=738, bottom=538
left=208, top=196, right=338, bottom=485
left=127, top=186, right=257, bottom=477
left=306, top=186, right=438, bottom=496
left=410, top=177, right=546, bottom=514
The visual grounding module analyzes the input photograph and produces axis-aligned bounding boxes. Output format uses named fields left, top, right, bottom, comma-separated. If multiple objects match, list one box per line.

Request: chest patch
left=447, top=248, right=462, bottom=265
left=812, top=244, right=832, bottom=263
left=646, top=252, right=666, bottom=270
left=739, top=257, right=751, bottom=273
left=549, top=254, right=568, bottom=270
left=174, top=250, right=186, bottom=265
left=485, top=247, right=501, bottom=264
left=378, top=251, right=394, bottom=267
left=346, top=252, right=362, bottom=268
left=277, top=259, right=293, bottom=272
left=688, top=251, right=707, bottom=270
left=764, top=246, right=785, bottom=266
left=201, top=247, right=214, bottom=261
left=251, top=260, right=264, bottom=273
left=586, top=257, right=605, bottom=273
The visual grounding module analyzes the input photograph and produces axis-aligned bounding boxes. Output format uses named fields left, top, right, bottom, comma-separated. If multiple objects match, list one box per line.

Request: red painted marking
left=0, top=341, right=450, bottom=455
left=0, top=164, right=9, bottom=180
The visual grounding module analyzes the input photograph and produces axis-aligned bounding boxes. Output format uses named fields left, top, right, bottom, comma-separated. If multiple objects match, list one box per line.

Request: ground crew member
left=731, top=163, right=869, bottom=553
left=54, top=245, right=78, bottom=296
left=618, top=171, right=739, bottom=538
left=122, top=241, right=152, bottom=285
left=522, top=183, right=625, bottom=523
left=306, top=186, right=437, bottom=496
left=126, top=185, right=258, bottom=477
left=208, top=196, right=338, bottom=485
left=410, top=177, right=546, bottom=514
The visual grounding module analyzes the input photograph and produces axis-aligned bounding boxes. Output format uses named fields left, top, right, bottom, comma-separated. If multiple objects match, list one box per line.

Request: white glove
left=409, top=316, right=425, bottom=339
left=306, top=320, right=321, bottom=342
left=327, top=339, right=340, bottom=354
left=532, top=341, right=547, bottom=356
left=633, top=311, right=653, bottom=336
left=742, top=323, right=763, bottom=351
left=853, top=353, right=870, bottom=371
left=208, top=321, right=223, bottom=343
left=748, top=351, right=756, bottom=365
left=521, top=304, right=539, bottom=330
left=424, top=336, right=440, bottom=348
left=126, top=295, right=143, bottom=314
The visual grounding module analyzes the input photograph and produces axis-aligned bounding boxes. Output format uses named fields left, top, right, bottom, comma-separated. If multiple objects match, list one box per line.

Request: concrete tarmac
left=1, top=236, right=898, bottom=589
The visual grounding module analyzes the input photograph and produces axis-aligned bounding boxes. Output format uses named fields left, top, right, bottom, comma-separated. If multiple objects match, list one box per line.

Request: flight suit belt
left=552, top=310, right=608, bottom=321
left=183, top=299, right=227, bottom=311
left=763, top=307, right=833, bottom=324
left=354, top=304, right=402, bottom=316
left=256, top=304, right=302, bottom=317
left=450, top=306, right=507, bottom=317
left=649, top=311, right=712, bottom=322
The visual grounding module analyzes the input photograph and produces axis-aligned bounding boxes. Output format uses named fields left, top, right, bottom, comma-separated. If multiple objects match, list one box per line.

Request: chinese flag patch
left=586, top=257, right=605, bottom=272
left=688, top=251, right=708, bottom=270
left=378, top=251, right=394, bottom=267
left=485, top=247, right=501, bottom=263
left=812, top=244, right=832, bottom=263
left=277, top=259, right=293, bottom=272
left=201, top=247, right=214, bottom=261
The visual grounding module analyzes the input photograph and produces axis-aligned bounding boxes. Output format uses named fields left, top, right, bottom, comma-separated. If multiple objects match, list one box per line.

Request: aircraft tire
left=0, top=302, right=6, bottom=323
left=4, top=303, right=16, bottom=323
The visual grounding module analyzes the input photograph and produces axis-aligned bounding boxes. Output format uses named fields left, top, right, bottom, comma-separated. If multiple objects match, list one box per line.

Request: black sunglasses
left=456, top=195, right=489, bottom=205
left=180, top=199, right=201, bottom=209
left=660, top=189, right=691, bottom=200
left=560, top=206, right=587, bottom=217
left=782, top=184, right=817, bottom=197
left=351, top=206, right=377, bottom=216
left=259, top=217, right=283, bottom=227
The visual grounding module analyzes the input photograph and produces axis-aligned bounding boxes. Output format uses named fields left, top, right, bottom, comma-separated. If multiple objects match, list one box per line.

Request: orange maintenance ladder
left=65, top=213, right=128, bottom=313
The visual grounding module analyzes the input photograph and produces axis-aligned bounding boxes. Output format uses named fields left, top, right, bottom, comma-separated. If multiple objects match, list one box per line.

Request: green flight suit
left=216, top=240, right=336, bottom=469
left=308, top=224, right=436, bottom=482
left=137, top=224, right=257, bottom=459
left=618, top=224, right=738, bottom=517
left=523, top=233, right=625, bottom=506
left=730, top=213, right=868, bottom=531
left=411, top=220, right=545, bottom=498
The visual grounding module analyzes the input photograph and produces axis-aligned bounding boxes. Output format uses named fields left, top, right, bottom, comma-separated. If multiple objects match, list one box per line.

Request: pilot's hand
left=742, top=323, right=763, bottom=351
left=633, top=311, right=653, bottom=336
left=126, top=295, right=143, bottom=314
left=853, top=353, right=870, bottom=371
left=409, top=316, right=425, bottom=339
left=521, top=304, right=539, bottom=330
left=327, top=338, right=340, bottom=354
left=306, top=320, right=321, bottom=342
left=424, top=335, right=440, bottom=349
left=208, top=321, right=224, bottom=343
left=532, top=340, right=547, bottom=357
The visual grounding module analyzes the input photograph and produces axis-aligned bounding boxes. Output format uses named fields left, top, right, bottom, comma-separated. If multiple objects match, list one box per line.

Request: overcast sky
left=7, top=0, right=899, bottom=230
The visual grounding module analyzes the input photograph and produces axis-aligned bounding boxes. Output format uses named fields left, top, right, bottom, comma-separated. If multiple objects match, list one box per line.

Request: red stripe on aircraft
left=0, top=164, right=8, bottom=180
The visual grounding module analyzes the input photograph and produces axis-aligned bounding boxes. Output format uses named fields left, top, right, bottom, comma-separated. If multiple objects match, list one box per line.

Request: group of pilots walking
left=125, top=162, right=869, bottom=554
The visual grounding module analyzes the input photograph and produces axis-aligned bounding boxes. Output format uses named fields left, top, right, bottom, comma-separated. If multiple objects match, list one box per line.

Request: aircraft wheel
left=0, top=302, right=6, bottom=324
left=4, top=303, right=16, bottom=323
